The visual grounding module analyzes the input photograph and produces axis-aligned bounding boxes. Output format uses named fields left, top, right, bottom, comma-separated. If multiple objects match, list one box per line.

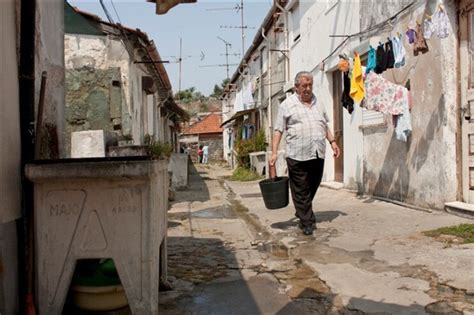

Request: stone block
left=71, top=130, right=117, bottom=158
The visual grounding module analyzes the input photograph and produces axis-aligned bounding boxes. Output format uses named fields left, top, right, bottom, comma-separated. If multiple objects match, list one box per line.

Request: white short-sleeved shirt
left=274, top=94, right=329, bottom=161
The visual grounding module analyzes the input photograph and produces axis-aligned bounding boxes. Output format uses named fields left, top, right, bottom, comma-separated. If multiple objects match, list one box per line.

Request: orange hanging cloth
left=350, top=53, right=365, bottom=103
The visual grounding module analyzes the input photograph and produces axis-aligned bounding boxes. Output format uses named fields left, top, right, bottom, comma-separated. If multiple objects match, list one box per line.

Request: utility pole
left=210, top=0, right=254, bottom=57
left=240, top=0, right=244, bottom=57
left=179, top=37, right=182, bottom=92
left=217, top=36, right=232, bottom=80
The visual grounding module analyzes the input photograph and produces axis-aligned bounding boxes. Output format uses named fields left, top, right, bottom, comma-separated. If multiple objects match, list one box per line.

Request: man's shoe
left=303, top=225, right=314, bottom=235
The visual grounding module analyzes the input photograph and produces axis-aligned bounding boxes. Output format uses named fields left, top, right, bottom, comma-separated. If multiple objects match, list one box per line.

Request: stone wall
left=65, top=67, right=124, bottom=156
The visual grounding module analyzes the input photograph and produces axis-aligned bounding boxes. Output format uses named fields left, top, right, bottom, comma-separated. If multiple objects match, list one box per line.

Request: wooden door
left=460, top=1, right=474, bottom=203
left=332, top=71, right=344, bottom=182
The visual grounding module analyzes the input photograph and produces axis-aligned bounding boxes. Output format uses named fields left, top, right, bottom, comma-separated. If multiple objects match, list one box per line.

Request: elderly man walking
left=270, top=71, right=340, bottom=235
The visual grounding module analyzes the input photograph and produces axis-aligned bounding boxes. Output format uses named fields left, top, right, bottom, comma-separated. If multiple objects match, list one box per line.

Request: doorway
left=460, top=0, right=474, bottom=203
left=332, top=71, right=344, bottom=183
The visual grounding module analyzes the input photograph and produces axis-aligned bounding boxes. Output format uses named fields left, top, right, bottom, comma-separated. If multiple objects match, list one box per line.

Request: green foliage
left=209, top=78, right=230, bottom=98
left=144, top=135, right=173, bottom=159
left=234, top=128, right=267, bottom=168
left=174, top=87, right=205, bottom=104
left=423, top=224, right=474, bottom=244
left=229, top=167, right=263, bottom=181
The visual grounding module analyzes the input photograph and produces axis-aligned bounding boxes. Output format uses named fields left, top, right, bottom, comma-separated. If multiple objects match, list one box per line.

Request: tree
left=209, top=78, right=230, bottom=98
left=174, top=87, right=204, bottom=104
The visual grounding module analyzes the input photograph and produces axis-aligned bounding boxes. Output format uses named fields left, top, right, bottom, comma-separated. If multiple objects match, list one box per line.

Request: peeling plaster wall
left=64, top=35, right=162, bottom=155
left=360, top=0, right=459, bottom=209
left=36, top=1, right=65, bottom=158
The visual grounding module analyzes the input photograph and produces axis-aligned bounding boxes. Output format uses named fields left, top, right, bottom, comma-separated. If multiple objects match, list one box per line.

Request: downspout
left=262, top=27, right=273, bottom=148
left=19, top=0, right=36, bottom=312
left=274, top=0, right=290, bottom=83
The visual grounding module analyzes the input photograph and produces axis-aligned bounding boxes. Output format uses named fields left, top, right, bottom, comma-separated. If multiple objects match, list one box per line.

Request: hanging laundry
left=432, top=7, right=449, bottom=39
left=366, top=46, right=377, bottom=74
left=423, top=17, right=435, bottom=39
left=406, top=28, right=416, bottom=44
left=385, top=40, right=395, bottom=69
left=342, top=72, right=354, bottom=114
left=392, top=34, right=406, bottom=68
left=414, top=22, right=429, bottom=56
left=394, top=88, right=412, bottom=142
left=364, top=72, right=405, bottom=115
left=375, top=43, right=387, bottom=74
left=338, top=58, right=350, bottom=73
left=350, top=53, right=365, bottom=103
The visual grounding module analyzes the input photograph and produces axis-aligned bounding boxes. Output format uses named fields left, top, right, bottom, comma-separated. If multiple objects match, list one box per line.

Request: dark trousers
left=286, top=157, right=325, bottom=227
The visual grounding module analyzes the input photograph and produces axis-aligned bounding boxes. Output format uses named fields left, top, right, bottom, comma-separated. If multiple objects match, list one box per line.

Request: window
left=260, top=46, right=268, bottom=74
left=289, top=1, right=300, bottom=43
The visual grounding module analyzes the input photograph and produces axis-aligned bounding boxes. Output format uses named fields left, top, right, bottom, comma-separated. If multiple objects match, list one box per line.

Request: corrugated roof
left=181, top=113, right=223, bottom=135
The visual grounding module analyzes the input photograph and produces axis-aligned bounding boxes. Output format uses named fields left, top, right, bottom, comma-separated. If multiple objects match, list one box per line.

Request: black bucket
left=259, top=176, right=289, bottom=210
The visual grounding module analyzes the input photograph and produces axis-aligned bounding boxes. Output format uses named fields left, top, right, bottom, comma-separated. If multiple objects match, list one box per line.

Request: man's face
left=295, top=76, right=313, bottom=102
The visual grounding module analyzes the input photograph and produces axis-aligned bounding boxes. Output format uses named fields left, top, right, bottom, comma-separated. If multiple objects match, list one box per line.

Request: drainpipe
left=262, top=27, right=273, bottom=149
left=19, top=0, right=36, bottom=312
left=274, top=0, right=290, bottom=84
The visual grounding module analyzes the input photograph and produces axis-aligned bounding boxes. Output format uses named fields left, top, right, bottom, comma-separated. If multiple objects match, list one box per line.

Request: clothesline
left=320, top=0, right=418, bottom=65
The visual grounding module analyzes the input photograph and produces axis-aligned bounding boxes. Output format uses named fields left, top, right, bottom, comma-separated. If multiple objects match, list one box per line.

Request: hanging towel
left=432, top=8, right=449, bottom=38
left=342, top=72, right=354, bottom=114
left=385, top=40, right=395, bottom=69
left=366, top=46, right=377, bottom=74
left=414, top=22, right=429, bottom=56
left=392, top=34, right=406, bottom=68
left=350, top=53, right=365, bottom=103
left=375, top=44, right=387, bottom=74
left=423, top=18, right=435, bottom=39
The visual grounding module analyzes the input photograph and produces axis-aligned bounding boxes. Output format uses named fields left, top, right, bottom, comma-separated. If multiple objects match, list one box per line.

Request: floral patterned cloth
left=364, top=72, right=412, bottom=142
left=364, top=72, right=405, bottom=115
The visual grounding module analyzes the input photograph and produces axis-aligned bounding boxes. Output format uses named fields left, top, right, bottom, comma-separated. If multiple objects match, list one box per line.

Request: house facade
left=64, top=4, right=189, bottom=156
left=223, top=0, right=474, bottom=212
left=180, top=113, right=224, bottom=162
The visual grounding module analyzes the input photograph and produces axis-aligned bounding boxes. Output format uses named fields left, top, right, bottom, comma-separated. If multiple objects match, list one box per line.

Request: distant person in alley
left=198, top=145, right=203, bottom=163
left=202, top=144, right=209, bottom=164
left=270, top=71, right=340, bottom=236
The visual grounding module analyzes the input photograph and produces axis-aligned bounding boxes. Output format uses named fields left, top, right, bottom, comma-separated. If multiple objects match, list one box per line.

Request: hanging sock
left=392, top=34, right=406, bottom=68
left=342, top=72, right=354, bottom=114
left=349, top=53, right=365, bottom=103
left=365, top=46, right=376, bottom=74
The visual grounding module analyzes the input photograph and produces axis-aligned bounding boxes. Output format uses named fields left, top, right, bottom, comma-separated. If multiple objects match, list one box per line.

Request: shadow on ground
left=271, top=210, right=347, bottom=230
left=172, top=162, right=211, bottom=203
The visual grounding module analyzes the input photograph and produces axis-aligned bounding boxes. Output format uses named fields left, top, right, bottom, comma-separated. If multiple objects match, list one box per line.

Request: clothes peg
left=439, top=4, right=445, bottom=12
left=425, top=13, right=432, bottom=20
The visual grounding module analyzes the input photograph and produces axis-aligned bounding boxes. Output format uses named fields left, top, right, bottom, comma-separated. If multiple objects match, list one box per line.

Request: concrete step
left=444, top=201, right=474, bottom=220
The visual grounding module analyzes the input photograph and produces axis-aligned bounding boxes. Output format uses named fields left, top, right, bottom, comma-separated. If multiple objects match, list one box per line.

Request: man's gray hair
left=294, top=71, right=313, bottom=86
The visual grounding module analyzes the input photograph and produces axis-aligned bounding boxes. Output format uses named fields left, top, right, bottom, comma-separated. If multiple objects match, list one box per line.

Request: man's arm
left=326, top=129, right=340, bottom=159
left=270, top=130, right=282, bottom=166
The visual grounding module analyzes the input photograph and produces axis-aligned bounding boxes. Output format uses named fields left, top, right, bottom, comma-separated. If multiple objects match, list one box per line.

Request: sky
left=68, top=0, right=273, bottom=96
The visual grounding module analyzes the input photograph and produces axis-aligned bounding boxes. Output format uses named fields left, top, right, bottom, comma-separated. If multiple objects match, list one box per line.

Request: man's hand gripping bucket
left=258, top=162, right=289, bottom=210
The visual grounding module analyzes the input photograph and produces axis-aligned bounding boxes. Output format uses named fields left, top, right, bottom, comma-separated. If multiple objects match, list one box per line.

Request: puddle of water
left=258, top=242, right=289, bottom=259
